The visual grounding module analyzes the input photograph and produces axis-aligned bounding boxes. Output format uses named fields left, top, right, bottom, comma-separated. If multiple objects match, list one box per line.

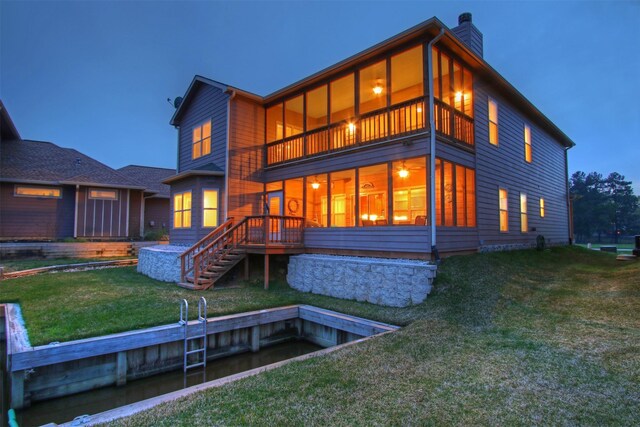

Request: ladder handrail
left=182, top=297, right=208, bottom=372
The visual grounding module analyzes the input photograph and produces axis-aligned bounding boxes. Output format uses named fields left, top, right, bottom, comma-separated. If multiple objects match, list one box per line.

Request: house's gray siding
left=169, top=175, right=226, bottom=245
left=474, top=79, right=570, bottom=247
left=177, top=85, right=229, bottom=173
left=0, top=183, right=75, bottom=240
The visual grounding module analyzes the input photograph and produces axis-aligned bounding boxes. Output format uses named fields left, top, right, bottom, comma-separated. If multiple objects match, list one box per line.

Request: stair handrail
left=180, top=218, right=234, bottom=282
left=191, top=218, right=250, bottom=284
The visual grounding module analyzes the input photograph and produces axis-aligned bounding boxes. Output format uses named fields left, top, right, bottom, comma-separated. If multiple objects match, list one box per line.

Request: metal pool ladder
left=180, top=297, right=208, bottom=372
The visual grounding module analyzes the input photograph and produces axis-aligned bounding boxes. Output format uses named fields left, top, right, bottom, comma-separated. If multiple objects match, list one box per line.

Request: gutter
left=427, top=28, right=445, bottom=260
left=564, top=148, right=573, bottom=244
left=225, top=89, right=237, bottom=222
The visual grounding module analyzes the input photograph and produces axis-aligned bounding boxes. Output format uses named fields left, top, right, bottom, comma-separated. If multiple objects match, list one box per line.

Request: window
left=266, top=103, right=283, bottom=143
left=89, top=189, right=118, bottom=200
left=192, top=121, right=211, bottom=159
left=330, top=74, right=355, bottom=123
left=285, top=95, right=304, bottom=137
left=306, top=174, right=327, bottom=227
left=359, top=164, right=388, bottom=225
left=392, top=157, right=427, bottom=224
left=488, top=99, right=498, bottom=145
left=435, top=159, right=476, bottom=227
left=202, top=189, right=218, bottom=228
left=306, top=85, right=328, bottom=131
left=359, top=60, right=387, bottom=114
left=540, top=198, right=545, bottom=218
left=499, top=188, right=508, bottom=232
left=391, top=45, right=423, bottom=104
left=524, top=124, right=532, bottom=163
left=520, top=193, right=528, bottom=233
left=173, top=191, right=192, bottom=229
left=329, top=169, right=355, bottom=227
left=15, top=185, right=61, bottom=198
left=432, top=47, right=473, bottom=117
left=285, top=178, right=304, bottom=217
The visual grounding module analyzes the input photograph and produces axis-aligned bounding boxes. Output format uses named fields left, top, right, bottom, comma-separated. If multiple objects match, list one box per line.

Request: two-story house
left=163, top=14, right=574, bottom=290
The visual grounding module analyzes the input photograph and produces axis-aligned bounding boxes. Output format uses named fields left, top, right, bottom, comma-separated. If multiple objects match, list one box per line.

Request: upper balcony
left=265, top=45, right=474, bottom=167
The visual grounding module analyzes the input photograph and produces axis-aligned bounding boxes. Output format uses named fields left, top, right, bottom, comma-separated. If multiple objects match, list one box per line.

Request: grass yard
left=1, top=246, right=638, bottom=424
left=0, top=256, right=134, bottom=273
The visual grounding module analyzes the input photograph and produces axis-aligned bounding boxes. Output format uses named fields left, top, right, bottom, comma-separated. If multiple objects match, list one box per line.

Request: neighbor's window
left=15, top=185, right=61, bottom=198
left=520, top=193, right=528, bottom=233
left=173, top=191, right=192, bottom=228
left=192, top=120, right=211, bottom=159
left=488, top=99, right=498, bottom=145
left=89, top=189, right=118, bottom=200
left=524, top=124, right=532, bottom=163
left=540, top=198, right=545, bottom=218
left=499, top=188, right=508, bottom=232
left=202, top=189, right=219, bottom=228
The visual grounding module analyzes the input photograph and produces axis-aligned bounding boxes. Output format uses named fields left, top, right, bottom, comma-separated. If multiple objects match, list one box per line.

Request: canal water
left=6, top=340, right=320, bottom=427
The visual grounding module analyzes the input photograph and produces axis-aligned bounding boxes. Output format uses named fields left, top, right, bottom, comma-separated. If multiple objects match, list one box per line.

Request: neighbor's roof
left=0, top=100, right=21, bottom=141
left=0, top=139, right=145, bottom=189
left=162, top=162, right=224, bottom=184
left=173, top=17, right=574, bottom=148
left=118, top=165, right=176, bottom=198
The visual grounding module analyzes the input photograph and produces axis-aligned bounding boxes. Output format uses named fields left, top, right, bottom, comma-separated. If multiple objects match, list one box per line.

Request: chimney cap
left=459, top=12, right=472, bottom=24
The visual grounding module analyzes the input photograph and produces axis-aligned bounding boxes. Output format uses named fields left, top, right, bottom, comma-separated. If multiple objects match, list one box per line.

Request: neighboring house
left=165, top=13, right=573, bottom=287
left=0, top=101, right=157, bottom=241
left=118, top=165, right=175, bottom=236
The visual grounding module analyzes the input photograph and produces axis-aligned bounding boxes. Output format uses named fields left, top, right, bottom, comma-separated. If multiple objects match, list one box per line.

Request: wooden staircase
left=178, top=215, right=306, bottom=291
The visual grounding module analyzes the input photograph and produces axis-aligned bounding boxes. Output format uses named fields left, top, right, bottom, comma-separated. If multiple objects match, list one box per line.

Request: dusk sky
left=2, top=0, right=639, bottom=192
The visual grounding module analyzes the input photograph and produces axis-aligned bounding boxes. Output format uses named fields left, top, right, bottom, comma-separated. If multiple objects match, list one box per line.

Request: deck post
left=116, top=351, right=127, bottom=386
left=10, top=370, right=25, bottom=409
left=251, top=325, right=260, bottom=352
left=264, top=254, right=269, bottom=290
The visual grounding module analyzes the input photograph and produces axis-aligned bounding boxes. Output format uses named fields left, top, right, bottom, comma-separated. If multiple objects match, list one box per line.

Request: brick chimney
left=452, top=13, right=483, bottom=58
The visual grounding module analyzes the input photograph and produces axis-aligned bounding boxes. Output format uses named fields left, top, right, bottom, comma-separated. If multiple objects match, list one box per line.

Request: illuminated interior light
left=370, top=214, right=378, bottom=221
left=373, top=85, right=383, bottom=95
left=311, top=176, right=320, bottom=190
left=455, top=91, right=463, bottom=101
left=348, top=122, right=356, bottom=133
left=361, top=214, right=369, bottom=220
left=416, top=106, right=423, bottom=113
left=393, top=215, right=408, bottom=221
left=398, top=161, right=409, bottom=178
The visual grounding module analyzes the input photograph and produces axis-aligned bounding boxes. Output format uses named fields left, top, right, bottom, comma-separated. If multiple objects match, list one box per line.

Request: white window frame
left=202, top=188, right=220, bottom=228
left=14, top=185, right=62, bottom=198
left=192, top=119, right=212, bottom=160
left=520, top=193, right=528, bottom=233
left=499, top=187, right=508, bottom=232
left=89, top=188, right=118, bottom=200
left=488, top=98, right=499, bottom=146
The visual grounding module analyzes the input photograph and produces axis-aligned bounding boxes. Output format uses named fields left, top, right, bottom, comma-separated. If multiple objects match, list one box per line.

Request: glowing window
left=520, top=193, right=528, bottom=233
left=202, top=189, right=219, bottom=228
left=391, top=45, right=423, bottom=105
left=192, top=120, right=211, bottom=159
left=266, top=103, right=283, bottom=143
left=524, top=124, right=532, bottom=163
left=173, top=191, right=192, bottom=229
left=540, top=198, right=545, bottom=218
left=499, top=188, right=508, bottom=232
left=359, top=60, right=387, bottom=114
left=306, top=85, right=328, bottom=131
left=306, top=174, right=327, bottom=227
left=330, top=74, right=355, bottom=124
left=15, top=186, right=61, bottom=198
left=285, top=95, right=304, bottom=138
left=89, top=189, right=118, bottom=200
left=488, top=99, right=499, bottom=145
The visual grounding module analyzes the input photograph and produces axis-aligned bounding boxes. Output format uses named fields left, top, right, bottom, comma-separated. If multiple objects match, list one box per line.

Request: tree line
left=570, top=171, right=639, bottom=243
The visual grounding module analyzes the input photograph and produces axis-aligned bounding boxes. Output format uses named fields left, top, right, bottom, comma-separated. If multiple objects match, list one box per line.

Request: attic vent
left=75, top=158, right=82, bottom=166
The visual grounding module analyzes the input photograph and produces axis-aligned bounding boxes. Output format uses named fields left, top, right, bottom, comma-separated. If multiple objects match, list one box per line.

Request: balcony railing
left=267, top=96, right=473, bottom=166
left=434, top=99, right=474, bottom=146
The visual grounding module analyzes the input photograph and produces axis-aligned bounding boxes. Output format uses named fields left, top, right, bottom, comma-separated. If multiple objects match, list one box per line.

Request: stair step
left=177, top=282, right=208, bottom=291
left=201, top=271, right=223, bottom=278
left=186, top=276, right=213, bottom=285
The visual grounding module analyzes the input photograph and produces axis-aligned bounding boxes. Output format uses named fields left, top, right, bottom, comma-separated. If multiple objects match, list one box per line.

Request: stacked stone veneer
left=287, top=254, right=437, bottom=307
left=137, top=245, right=185, bottom=282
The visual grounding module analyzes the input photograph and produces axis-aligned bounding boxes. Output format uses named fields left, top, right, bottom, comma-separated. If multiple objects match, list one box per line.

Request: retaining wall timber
left=0, top=242, right=160, bottom=260
left=287, top=254, right=437, bottom=307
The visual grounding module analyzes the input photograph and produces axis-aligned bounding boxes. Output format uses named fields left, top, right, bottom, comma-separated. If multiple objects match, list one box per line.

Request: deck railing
left=180, top=215, right=305, bottom=282
left=434, top=99, right=474, bottom=146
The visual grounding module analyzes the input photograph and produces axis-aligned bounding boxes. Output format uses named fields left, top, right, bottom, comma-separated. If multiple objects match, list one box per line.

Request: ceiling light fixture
left=398, top=161, right=409, bottom=179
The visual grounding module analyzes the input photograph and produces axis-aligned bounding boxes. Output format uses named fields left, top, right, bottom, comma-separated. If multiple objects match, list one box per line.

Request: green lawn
left=1, top=247, right=638, bottom=424
left=576, top=243, right=634, bottom=250
left=0, top=256, right=134, bottom=273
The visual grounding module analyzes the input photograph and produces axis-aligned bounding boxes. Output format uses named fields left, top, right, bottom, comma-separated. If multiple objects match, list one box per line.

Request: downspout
left=225, top=89, right=237, bottom=222
left=428, top=28, right=445, bottom=261
left=564, top=147, right=573, bottom=245
left=73, top=184, right=79, bottom=238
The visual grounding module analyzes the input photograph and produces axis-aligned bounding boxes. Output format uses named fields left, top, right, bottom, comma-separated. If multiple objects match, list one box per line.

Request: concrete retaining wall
left=287, top=254, right=437, bottom=307
left=137, top=245, right=185, bottom=282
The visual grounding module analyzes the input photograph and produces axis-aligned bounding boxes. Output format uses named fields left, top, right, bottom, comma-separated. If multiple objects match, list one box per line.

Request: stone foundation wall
left=287, top=254, right=437, bottom=307
left=137, top=245, right=185, bottom=282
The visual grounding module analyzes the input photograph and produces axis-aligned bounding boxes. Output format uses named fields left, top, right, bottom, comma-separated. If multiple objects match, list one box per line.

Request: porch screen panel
left=330, top=169, right=355, bottom=227
left=284, top=178, right=304, bottom=217
left=266, top=103, right=283, bottom=143
left=358, top=163, right=388, bottom=226
left=285, top=95, right=304, bottom=137
left=392, top=157, right=427, bottom=225
left=306, top=174, right=327, bottom=227
left=390, top=45, right=423, bottom=104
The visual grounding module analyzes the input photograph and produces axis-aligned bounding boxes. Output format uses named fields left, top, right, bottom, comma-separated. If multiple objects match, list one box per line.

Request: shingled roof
left=118, top=165, right=175, bottom=198
left=0, top=139, right=145, bottom=189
